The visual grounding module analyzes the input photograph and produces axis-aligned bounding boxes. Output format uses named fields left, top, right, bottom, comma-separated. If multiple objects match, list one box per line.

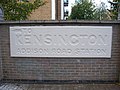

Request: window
left=64, top=0, right=69, bottom=6
left=64, top=10, right=69, bottom=17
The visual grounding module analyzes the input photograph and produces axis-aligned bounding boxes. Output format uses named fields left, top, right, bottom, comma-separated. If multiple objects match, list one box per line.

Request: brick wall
left=0, top=21, right=120, bottom=83
left=28, top=0, right=52, bottom=20
left=28, top=0, right=62, bottom=20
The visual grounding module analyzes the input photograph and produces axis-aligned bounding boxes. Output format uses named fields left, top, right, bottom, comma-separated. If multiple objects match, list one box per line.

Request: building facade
left=61, top=0, right=77, bottom=19
left=28, top=0, right=54, bottom=20
left=28, top=0, right=62, bottom=20
left=28, top=0, right=78, bottom=20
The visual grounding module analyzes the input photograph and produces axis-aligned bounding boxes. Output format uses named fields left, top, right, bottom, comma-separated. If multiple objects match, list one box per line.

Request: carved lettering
left=89, top=35, right=97, bottom=45
left=70, top=34, right=79, bottom=45
left=98, top=35, right=107, bottom=45
left=16, top=31, right=23, bottom=45
left=15, top=33, right=108, bottom=46
left=24, top=35, right=31, bottom=45
left=52, top=48, right=72, bottom=55
left=44, top=34, right=52, bottom=45
left=33, top=35, right=42, bottom=45
left=79, top=35, right=88, bottom=46
left=74, top=48, right=106, bottom=55
left=10, top=26, right=112, bottom=57
left=58, top=35, right=68, bottom=45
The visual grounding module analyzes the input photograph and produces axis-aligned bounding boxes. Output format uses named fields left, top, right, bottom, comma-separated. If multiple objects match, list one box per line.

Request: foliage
left=94, top=2, right=111, bottom=20
left=70, top=0, right=96, bottom=20
left=0, top=0, right=45, bottom=20
left=108, top=0, right=120, bottom=20
left=70, top=0, right=111, bottom=20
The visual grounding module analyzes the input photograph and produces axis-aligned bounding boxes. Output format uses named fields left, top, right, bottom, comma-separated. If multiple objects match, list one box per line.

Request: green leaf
left=0, top=0, right=45, bottom=20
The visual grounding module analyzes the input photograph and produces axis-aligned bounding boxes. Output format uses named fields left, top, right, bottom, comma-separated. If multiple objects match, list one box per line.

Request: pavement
left=0, top=83, right=120, bottom=90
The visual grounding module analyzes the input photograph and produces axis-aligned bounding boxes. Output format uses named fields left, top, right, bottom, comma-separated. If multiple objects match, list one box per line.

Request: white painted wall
left=67, top=0, right=76, bottom=16
left=51, top=0, right=55, bottom=20
left=61, top=0, right=76, bottom=19
left=61, top=0, right=64, bottom=20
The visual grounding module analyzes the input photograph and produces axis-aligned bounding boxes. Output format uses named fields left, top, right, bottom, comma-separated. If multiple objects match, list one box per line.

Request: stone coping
left=0, top=20, right=120, bottom=25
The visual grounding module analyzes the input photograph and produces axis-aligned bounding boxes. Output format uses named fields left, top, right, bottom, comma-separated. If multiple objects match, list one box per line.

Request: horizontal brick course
left=0, top=21, right=120, bottom=83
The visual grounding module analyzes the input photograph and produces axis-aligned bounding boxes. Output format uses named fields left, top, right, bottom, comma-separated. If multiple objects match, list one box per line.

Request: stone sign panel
left=10, top=26, right=112, bottom=58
